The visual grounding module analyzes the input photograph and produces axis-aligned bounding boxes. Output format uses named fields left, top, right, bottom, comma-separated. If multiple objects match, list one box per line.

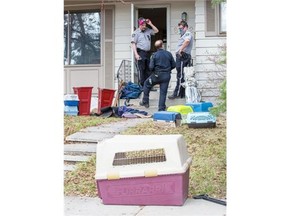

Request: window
left=205, top=1, right=226, bottom=36
left=219, top=2, right=226, bottom=33
left=64, top=11, right=101, bottom=65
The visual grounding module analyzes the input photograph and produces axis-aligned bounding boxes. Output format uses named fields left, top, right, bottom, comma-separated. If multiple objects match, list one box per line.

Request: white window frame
left=205, top=0, right=226, bottom=37
left=219, top=2, right=226, bottom=34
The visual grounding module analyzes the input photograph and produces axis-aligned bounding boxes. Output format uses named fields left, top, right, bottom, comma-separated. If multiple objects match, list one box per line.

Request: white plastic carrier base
left=95, top=134, right=192, bottom=206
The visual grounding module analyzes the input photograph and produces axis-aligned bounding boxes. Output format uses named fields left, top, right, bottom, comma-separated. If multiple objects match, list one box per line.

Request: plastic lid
left=95, top=134, right=192, bottom=180
left=64, top=94, right=79, bottom=101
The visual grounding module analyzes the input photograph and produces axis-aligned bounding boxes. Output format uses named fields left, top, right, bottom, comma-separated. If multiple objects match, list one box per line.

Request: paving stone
left=64, top=155, right=91, bottom=162
left=64, top=164, right=76, bottom=172
left=65, top=118, right=151, bottom=143
left=65, top=132, right=115, bottom=143
left=64, top=143, right=97, bottom=154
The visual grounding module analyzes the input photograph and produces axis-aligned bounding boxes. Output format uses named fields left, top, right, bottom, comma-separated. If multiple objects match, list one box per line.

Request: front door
left=137, top=7, right=167, bottom=53
left=131, top=5, right=170, bottom=83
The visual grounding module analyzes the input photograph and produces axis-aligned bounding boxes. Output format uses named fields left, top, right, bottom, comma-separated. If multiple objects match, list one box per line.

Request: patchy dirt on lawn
left=64, top=115, right=226, bottom=199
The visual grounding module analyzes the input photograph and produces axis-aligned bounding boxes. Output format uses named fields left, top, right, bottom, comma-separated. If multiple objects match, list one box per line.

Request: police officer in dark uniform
left=131, top=17, right=159, bottom=87
left=139, top=40, right=176, bottom=111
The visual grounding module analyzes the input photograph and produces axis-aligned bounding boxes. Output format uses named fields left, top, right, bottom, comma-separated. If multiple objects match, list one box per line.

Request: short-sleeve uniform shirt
left=131, top=28, right=155, bottom=51
left=176, top=30, right=193, bottom=54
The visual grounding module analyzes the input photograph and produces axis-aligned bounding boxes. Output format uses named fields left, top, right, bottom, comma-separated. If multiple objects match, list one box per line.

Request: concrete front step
left=64, top=154, right=95, bottom=172
left=64, top=143, right=97, bottom=155
left=64, top=164, right=76, bottom=172
left=119, top=90, right=186, bottom=107
left=64, top=155, right=91, bottom=163
left=65, top=131, right=115, bottom=143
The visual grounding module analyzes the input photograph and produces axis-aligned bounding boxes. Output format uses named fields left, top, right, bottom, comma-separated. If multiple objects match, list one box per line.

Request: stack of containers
left=185, top=101, right=217, bottom=128
left=95, top=134, right=192, bottom=206
left=64, top=94, right=79, bottom=116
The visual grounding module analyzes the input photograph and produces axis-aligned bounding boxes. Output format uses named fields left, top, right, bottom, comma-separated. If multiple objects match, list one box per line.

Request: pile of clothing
left=93, top=105, right=149, bottom=118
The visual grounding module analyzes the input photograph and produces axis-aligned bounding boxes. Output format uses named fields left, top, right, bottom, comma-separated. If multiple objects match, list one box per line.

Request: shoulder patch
left=185, top=32, right=191, bottom=37
left=132, top=33, right=135, bottom=37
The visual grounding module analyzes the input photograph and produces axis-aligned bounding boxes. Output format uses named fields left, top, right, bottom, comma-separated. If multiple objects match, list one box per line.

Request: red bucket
left=73, top=87, right=93, bottom=115
left=97, top=88, right=116, bottom=114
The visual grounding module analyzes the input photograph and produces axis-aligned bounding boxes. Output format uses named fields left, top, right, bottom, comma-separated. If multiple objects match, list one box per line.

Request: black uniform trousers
left=136, top=49, right=151, bottom=87
left=142, top=72, right=171, bottom=111
left=172, top=53, right=191, bottom=98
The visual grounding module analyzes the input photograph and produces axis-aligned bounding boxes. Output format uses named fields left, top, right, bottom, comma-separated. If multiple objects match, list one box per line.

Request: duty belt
left=137, top=48, right=149, bottom=52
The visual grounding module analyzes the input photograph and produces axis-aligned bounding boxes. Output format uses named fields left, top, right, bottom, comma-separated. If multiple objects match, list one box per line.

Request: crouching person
left=139, top=40, right=176, bottom=111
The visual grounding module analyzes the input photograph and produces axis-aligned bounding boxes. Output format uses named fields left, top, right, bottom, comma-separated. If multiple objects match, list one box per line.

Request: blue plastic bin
left=186, top=102, right=213, bottom=112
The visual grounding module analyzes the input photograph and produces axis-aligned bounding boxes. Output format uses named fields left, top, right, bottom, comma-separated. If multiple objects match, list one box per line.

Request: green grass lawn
left=64, top=115, right=226, bottom=199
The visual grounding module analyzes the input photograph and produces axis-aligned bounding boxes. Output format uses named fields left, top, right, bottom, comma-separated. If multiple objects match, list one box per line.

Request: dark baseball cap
left=178, top=20, right=188, bottom=27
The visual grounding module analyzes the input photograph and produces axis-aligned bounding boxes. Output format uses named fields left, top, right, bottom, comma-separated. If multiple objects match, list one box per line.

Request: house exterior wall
left=114, top=1, right=196, bottom=90
left=195, top=0, right=226, bottom=104
left=64, top=66, right=103, bottom=94
left=64, top=0, right=226, bottom=104
left=114, top=3, right=132, bottom=77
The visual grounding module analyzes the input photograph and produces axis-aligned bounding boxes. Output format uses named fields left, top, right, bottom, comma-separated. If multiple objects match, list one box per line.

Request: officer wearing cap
left=139, top=40, right=176, bottom=111
left=131, top=17, right=159, bottom=87
left=168, top=20, right=193, bottom=99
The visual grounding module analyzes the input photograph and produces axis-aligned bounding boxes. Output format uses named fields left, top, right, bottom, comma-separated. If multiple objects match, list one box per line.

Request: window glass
left=220, top=2, right=226, bottom=33
left=205, top=0, right=226, bottom=36
left=206, top=0, right=216, bottom=32
left=64, top=13, right=69, bottom=65
left=64, top=11, right=101, bottom=65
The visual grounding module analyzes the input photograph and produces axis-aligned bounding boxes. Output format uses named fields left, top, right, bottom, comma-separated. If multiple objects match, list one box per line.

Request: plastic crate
left=64, top=100, right=79, bottom=106
left=167, top=105, right=193, bottom=124
left=64, top=105, right=78, bottom=116
left=153, top=111, right=182, bottom=127
left=64, top=94, right=79, bottom=101
left=64, top=94, right=79, bottom=106
left=167, top=105, right=193, bottom=115
left=186, top=112, right=216, bottom=128
left=186, top=102, right=213, bottom=112
left=95, top=135, right=192, bottom=206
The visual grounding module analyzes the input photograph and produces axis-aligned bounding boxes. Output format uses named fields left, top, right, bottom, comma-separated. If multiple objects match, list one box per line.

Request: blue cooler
left=186, top=112, right=216, bottom=128
left=186, top=102, right=213, bottom=112
left=64, top=105, right=78, bottom=116
left=153, top=111, right=182, bottom=126
left=64, top=94, right=80, bottom=106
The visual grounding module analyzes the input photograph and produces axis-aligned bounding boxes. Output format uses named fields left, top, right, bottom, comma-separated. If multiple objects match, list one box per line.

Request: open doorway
left=137, top=8, right=167, bottom=53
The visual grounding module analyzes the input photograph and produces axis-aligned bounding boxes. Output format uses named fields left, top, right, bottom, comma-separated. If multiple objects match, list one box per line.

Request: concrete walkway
left=65, top=196, right=226, bottom=216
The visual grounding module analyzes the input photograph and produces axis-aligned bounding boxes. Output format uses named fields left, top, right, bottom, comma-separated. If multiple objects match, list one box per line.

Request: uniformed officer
left=168, top=20, right=193, bottom=99
left=139, top=40, right=176, bottom=111
left=131, top=17, right=159, bottom=87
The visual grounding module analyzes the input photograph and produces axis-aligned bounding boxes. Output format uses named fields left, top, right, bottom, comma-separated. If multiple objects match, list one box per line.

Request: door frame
left=130, top=4, right=171, bottom=82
